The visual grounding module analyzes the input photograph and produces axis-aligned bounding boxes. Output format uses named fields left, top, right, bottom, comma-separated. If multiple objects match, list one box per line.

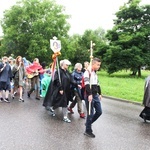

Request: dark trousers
left=85, top=94, right=102, bottom=133
left=28, top=76, right=40, bottom=97
left=69, top=91, right=83, bottom=114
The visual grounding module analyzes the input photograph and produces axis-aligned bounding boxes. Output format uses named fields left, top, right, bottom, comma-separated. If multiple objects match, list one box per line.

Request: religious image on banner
left=50, top=40, right=61, bottom=53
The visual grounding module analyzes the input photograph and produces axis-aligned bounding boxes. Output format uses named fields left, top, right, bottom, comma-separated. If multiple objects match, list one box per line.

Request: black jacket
left=43, top=68, right=78, bottom=109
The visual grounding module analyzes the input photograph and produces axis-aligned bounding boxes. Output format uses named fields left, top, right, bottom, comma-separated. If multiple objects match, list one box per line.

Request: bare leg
left=19, top=86, right=23, bottom=99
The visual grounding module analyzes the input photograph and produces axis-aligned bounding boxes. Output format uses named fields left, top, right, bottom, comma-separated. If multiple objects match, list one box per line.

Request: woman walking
left=43, top=59, right=80, bottom=123
left=68, top=63, right=85, bottom=118
left=12, top=56, right=26, bottom=102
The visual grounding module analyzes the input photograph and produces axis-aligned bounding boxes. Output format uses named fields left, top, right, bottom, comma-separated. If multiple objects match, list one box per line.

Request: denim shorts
left=0, top=82, right=11, bottom=91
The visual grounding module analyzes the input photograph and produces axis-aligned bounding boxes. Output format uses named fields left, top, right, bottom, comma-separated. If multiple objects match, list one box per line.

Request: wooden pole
left=89, top=40, right=94, bottom=115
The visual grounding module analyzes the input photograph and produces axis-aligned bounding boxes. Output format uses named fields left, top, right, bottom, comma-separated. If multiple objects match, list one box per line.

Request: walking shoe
left=12, top=95, right=15, bottom=99
left=19, top=98, right=24, bottom=102
left=27, top=92, right=30, bottom=98
left=14, top=91, right=17, bottom=95
left=0, top=97, right=3, bottom=102
left=68, top=107, right=74, bottom=114
left=35, top=97, right=40, bottom=100
left=12, top=92, right=17, bottom=99
left=80, top=113, right=86, bottom=119
left=51, top=112, right=56, bottom=117
left=84, top=131, right=95, bottom=138
left=4, top=98, right=10, bottom=103
left=63, top=117, right=71, bottom=123
left=49, top=107, right=55, bottom=117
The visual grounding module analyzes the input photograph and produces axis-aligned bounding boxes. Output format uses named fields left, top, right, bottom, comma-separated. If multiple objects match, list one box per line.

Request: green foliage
left=59, top=28, right=108, bottom=66
left=64, top=34, right=81, bottom=64
left=72, top=28, right=108, bottom=65
left=1, top=0, right=70, bottom=62
left=0, top=0, right=108, bottom=66
left=105, top=0, right=150, bottom=77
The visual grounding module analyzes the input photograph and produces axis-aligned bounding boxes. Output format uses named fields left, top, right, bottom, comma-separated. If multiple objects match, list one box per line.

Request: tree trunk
left=137, top=66, right=141, bottom=77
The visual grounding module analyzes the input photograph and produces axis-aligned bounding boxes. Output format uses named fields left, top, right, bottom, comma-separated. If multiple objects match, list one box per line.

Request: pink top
left=26, top=62, right=44, bottom=74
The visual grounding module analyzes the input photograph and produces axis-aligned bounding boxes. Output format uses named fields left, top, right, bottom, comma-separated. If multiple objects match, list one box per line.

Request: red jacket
left=26, top=62, right=44, bottom=74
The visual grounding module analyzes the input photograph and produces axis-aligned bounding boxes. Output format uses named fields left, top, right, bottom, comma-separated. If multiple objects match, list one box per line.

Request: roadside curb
left=103, top=95, right=142, bottom=106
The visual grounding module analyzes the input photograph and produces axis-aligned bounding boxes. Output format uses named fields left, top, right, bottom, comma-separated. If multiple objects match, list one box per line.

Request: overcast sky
left=0, top=0, right=149, bottom=36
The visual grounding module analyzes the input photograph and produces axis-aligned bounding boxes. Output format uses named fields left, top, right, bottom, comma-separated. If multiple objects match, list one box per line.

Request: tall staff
left=88, top=40, right=95, bottom=115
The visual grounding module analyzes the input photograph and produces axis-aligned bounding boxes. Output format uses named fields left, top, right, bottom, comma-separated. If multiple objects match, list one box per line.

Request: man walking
left=0, top=56, right=12, bottom=102
left=26, top=58, right=44, bottom=100
left=84, top=57, right=102, bottom=138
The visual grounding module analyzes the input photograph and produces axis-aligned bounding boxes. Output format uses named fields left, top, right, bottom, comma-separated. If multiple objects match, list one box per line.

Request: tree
left=104, top=0, right=150, bottom=76
left=69, top=28, right=108, bottom=65
left=0, top=0, right=70, bottom=63
left=64, top=34, right=82, bottom=64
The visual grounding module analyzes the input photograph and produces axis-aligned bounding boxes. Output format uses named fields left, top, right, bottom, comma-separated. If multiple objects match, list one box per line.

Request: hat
left=63, top=59, right=71, bottom=65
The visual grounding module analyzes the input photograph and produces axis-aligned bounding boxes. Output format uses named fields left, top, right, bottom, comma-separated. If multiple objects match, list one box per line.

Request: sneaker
left=80, top=113, right=86, bottom=119
left=14, top=91, right=17, bottom=95
left=68, top=107, right=74, bottom=114
left=35, top=97, right=40, bottom=100
left=27, top=92, right=30, bottom=98
left=49, top=107, right=55, bottom=116
left=19, top=98, right=24, bottom=102
left=12, top=95, right=15, bottom=99
left=4, top=98, right=10, bottom=103
left=0, top=97, right=3, bottom=102
left=12, top=92, right=17, bottom=99
left=63, top=117, right=71, bottom=123
left=84, top=131, right=95, bottom=138
left=51, top=112, right=56, bottom=117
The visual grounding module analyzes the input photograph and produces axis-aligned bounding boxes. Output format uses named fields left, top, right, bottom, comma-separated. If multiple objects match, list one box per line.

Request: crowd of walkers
left=0, top=55, right=149, bottom=138
left=0, top=55, right=103, bottom=137
left=0, top=56, right=51, bottom=102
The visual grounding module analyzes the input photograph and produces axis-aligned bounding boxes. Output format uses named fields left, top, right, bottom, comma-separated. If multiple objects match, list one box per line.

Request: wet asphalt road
left=0, top=93, right=149, bottom=150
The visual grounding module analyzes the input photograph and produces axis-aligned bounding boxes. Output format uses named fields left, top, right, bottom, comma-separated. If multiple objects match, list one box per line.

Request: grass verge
left=98, top=70, right=150, bottom=103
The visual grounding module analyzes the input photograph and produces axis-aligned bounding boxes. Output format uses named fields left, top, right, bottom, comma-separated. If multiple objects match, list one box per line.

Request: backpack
left=81, top=69, right=91, bottom=88
left=81, top=76, right=85, bottom=88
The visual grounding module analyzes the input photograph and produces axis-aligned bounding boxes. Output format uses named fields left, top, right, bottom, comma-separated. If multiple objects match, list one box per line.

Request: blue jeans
left=85, top=94, right=102, bottom=133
